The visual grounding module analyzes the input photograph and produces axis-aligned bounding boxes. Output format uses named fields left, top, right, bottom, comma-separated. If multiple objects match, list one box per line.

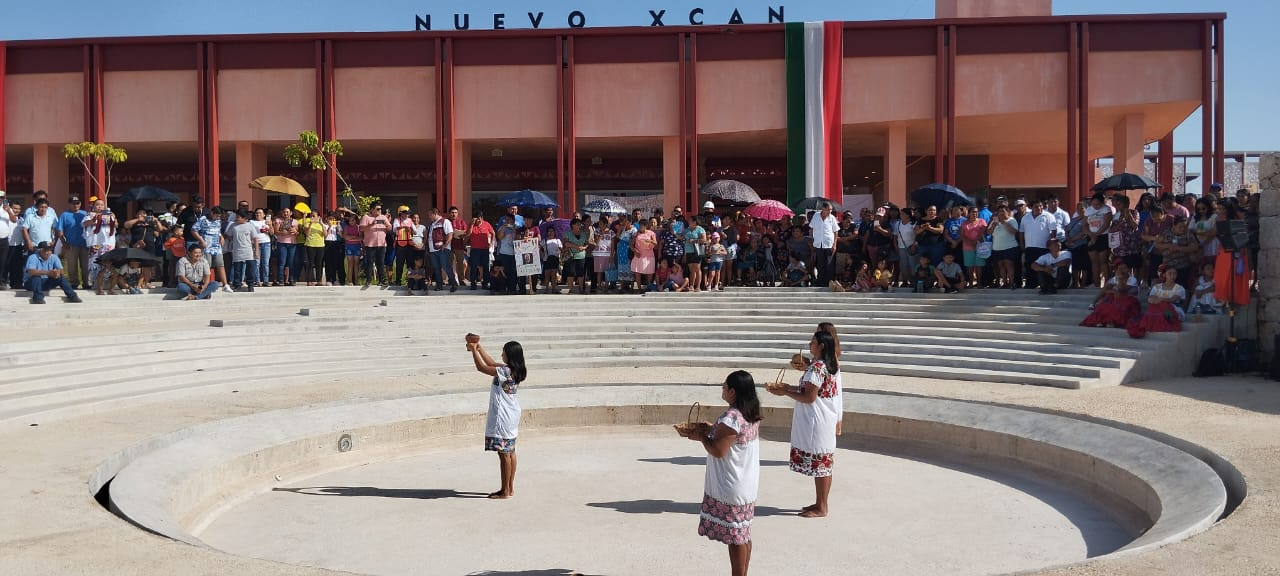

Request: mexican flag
left=786, top=21, right=844, bottom=206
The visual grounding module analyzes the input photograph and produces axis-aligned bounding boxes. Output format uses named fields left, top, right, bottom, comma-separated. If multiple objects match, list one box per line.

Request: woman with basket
left=680, top=370, right=762, bottom=576
left=467, top=334, right=528, bottom=499
left=770, top=330, right=842, bottom=518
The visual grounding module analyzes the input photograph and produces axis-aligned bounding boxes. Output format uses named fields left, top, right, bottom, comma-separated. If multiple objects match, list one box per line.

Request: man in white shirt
left=426, top=207, right=458, bottom=292
left=1019, top=200, right=1058, bottom=290
left=1031, top=238, right=1072, bottom=294
left=808, top=201, right=838, bottom=286
left=1046, top=195, right=1071, bottom=232
left=0, top=196, right=17, bottom=290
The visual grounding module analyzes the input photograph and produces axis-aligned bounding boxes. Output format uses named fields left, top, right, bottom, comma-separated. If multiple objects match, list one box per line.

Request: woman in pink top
left=273, top=207, right=299, bottom=286
left=630, top=219, right=658, bottom=291
left=959, top=206, right=989, bottom=288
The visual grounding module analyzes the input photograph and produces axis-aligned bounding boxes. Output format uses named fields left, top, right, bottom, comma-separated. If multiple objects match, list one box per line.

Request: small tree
left=283, top=130, right=354, bottom=200
left=64, top=142, right=128, bottom=201
left=353, top=194, right=382, bottom=216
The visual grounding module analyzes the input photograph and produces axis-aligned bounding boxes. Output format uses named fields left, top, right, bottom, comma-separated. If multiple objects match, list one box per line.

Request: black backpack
left=1194, top=348, right=1226, bottom=378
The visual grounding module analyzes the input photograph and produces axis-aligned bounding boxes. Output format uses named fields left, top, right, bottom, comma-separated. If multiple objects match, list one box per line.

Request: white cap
left=703, top=201, right=715, bottom=209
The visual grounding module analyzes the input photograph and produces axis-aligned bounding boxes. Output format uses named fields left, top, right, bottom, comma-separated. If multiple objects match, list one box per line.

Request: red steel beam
left=92, top=45, right=104, bottom=197
left=0, top=42, right=7, bottom=191
left=556, top=35, right=565, bottom=209
left=323, top=39, right=337, bottom=212
left=433, top=37, right=444, bottom=211
left=196, top=43, right=206, bottom=205
left=567, top=35, right=577, bottom=212
left=1157, top=132, right=1174, bottom=191
left=1213, top=19, right=1225, bottom=188
left=313, top=40, right=326, bottom=211
left=1067, top=23, right=1078, bottom=206
left=678, top=34, right=687, bottom=211
left=933, top=26, right=944, bottom=184
left=689, top=31, right=699, bottom=210
left=443, top=37, right=455, bottom=210
left=1200, top=20, right=1212, bottom=196
left=207, top=42, right=220, bottom=207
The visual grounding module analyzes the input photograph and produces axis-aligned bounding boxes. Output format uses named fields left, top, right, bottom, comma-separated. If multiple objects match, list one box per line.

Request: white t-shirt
left=809, top=213, right=838, bottom=249
left=544, top=237, right=562, bottom=259
left=1107, top=274, right=1140, bottom=290
left=991, top=217, right=1019, bottom=251
left=1150, top=282, right=1187, bottom=305
left=426, top=218, right=454, bottom=252
left=249, top=219, right=272, bottom=244
left=894, top=220, right=916, bottom=248
left=1034, top=251, right=1072, bottom=268
left=1050, top=207, right=1071, bottom=230
left=485, top=366, right=521, bottom=439
left=1020, top=212, right=1057, bottom=249
left=1085, top=205, right=1113, bottom=234
left=0, top=212, right=15, bottom=239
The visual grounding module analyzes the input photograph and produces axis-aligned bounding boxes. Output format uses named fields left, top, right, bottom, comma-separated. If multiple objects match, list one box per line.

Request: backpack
left=431, top=225, right=447, bottom=250
left=1193, top=348, right=1226, bottom=378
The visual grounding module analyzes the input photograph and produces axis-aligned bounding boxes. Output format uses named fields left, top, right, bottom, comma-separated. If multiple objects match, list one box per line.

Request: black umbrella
left=1092, top=173, right=1161, bottom=192
left=790, top=197, right=844, bottom=213
left=910, top=183, right=974, bottom=210
left=701, top=180, right=762, bottom=205
left=495, top=189, right=559, bottom=209
left=97, top=247, right=162, bottom=267
left=120, top=186, right=180, bottom=203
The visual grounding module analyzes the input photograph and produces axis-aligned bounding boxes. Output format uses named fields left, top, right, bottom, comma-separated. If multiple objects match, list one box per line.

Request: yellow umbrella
left=294, top=201, right=312, bottom=214
left=248, top=175, right=309, bottom=198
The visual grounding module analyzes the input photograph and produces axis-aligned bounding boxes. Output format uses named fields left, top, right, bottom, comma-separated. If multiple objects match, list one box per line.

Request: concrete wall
left=1257, top=154, right=1279, bottom=362
left=103, top=70, right=199, bottom=143
left=333, top=67, right=435, bottom=141
left=217, top=69, right=316, bottom=142
left=3, top=72, right=83, bottom=144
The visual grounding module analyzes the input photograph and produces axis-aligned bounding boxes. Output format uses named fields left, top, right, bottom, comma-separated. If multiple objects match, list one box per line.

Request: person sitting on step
left=934, top=253, right=964, bottom=294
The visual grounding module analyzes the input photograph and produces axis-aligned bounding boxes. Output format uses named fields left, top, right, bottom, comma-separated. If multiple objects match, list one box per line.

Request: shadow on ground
left=1122, top=375, right=1280, bottom=416
left=587, top=499, right=798, bottom=517
left=637, top=456, right=789, bottom=467
left=273, top=486, right=489, bottom=499
left=466, top=570, right=596, bottom=576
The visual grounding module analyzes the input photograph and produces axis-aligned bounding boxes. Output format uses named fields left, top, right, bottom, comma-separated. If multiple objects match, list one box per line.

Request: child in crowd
left=873, top=258, right=893, bottom=292
left=851, top=261, right=873, bottom=292
left=783, top=254, right=808, bottom=287
left=735, top=238, right=757, bottom=286
left=661, top=260, right=689, bottom=292
left=163, top=228, right=187, bottom=288
left=913, top=255, right=935, bottom=293
left=1189, top=261, right=1219, bottom=314
left=705, top=233, right=727, bottom=291
left=758, top=237, right=778, bottom=286
left=542, top=227, right=563, bottom=295
left=406, top=255, right=428, bottom=296
left=935, top=253, right=964, bottom=294
left=114, top=259, right=143, bottom=295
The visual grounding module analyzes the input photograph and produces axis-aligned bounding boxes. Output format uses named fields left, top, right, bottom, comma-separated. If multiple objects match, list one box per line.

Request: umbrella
left=96, top=247, right=162, bottom=267
left=119, top=186, right=179, bottom=203
left=582, top=198, right=628, bottom=215
left=910, top=183, right=974, bottom=210
left=495, top=189, right=559, bottom=209
left=701, top=180, right=762, bottom=204
left=249, top=175, right=309, bottom=198
left=538, top=218, right=572, bottom=237
left=294, top=201, right=313, bottom=215
left=791, top=196, right=844, bottom=214
left=742, top=200, right=794, bottom=221
left=1092, top=173, right=1161, bottom=192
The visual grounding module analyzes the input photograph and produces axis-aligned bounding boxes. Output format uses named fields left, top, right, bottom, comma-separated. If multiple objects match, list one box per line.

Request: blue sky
left=1, top=0, right=1274, bottom=152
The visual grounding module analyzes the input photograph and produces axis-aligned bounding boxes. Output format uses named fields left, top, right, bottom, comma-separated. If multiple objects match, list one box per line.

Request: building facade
left=0, top=1, right=1226, bottom=215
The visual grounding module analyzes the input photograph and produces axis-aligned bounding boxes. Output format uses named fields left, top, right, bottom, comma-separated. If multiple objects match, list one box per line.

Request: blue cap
left=1211, top=182, right=1224, bottom=190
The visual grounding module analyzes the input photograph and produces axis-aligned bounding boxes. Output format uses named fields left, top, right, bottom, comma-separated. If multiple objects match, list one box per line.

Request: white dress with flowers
left=698, top=407, right=760, bottom=545
left=789, top=360, right=840, bottom=477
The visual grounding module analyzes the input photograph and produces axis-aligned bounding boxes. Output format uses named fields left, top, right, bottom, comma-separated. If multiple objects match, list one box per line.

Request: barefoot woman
left=791, top=322, right=843, bottom=437
left=771, top=330, right=841, bottom=517
left=468, top=336, right=527, bottom=499
left=689, top=370, right=762, bottom=576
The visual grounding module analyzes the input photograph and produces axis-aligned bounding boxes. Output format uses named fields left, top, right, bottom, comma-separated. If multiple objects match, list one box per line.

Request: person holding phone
left=358, top=204, right=391, bottom=287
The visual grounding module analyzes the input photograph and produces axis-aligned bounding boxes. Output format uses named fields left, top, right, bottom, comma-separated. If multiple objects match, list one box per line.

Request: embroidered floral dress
left=789, top=360, right=841, bottom=477
left=483, top=365, right=520, bottom=453
left=698, top=407, right=760, bottom=546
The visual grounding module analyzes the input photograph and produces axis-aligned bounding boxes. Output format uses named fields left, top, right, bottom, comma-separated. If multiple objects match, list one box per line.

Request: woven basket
left=673, top=402, right=704, bottom=438
left=764, top=369, right=788, bottom=393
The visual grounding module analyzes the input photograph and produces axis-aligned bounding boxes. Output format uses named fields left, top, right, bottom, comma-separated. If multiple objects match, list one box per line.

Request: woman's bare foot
left=799, top=508, right=828, bottom=518
left=801, top=503, right=819, bottom=513
left=487, top=491, right=511, bottom=499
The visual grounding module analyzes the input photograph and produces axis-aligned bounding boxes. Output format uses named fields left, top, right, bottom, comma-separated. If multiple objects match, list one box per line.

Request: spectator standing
left=57, top=196, right=89, bottom=289
left=865, top=209, right=894, bottom=274
left=83, top=198, right=118, bottom=294
left=1046, top=195, right=1072, bottom=231
left=249, top=208, right=273, bottom=287
left=322, top=211, right=345, bottom=286
left=123, top=208, right=165, bottom=288
left=21, top=198, right=58, bottom=256
left=809, top=202, right=838, bottom=286
left=959, top=206, right=988, bottom=288
left=273, top=207, right=299, bottom=286
left=392, top=206, right=416, bottom=285
left=495, top=209, right=521, bottom=294
left=1191, top=197, right=1220, bottom=268
left=426, top=208, right=458, bottom=292
left=23, top=242, right=82, bottom=304
left=914, top=206, right=946, bottom=269
left=1084, top=193, right=1115, bottom=287
left=631, top=219, right=658, bottom=291
left=359, top=204, right=392, bottom=287
left=943, top=205, right=966, bottom=264
left=561, top=219, right=590, bottom=295
left=448, top=206, right=469, bottom=288
left=298, top=208, right=327, bottom=286
left=1065, top=201, right=1092, bottom=288
left=1109, top=195, right=1144, bottom=276
left=226, top=210, right=259, bottom=292
left=178, top=198, right=204, bottom=248
left=1019, top=200, right=1058, bottom=290
left=0, top=199, right=18, bottom=289
left=893, top=207, right=917, bottom=288
left=682, top=213, right=706, bottom=292
left=468, top=212, right=495, bottom=290
left=987, top=205, right=1019, bottom=289
left=195, top=207, right=231, bottom=293
left=339, top=211, right=363, bottom=286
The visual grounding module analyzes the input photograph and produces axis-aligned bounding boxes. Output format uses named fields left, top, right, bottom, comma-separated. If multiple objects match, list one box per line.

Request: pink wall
left=1089, top=50, right=1201, bottom=108
left=936, top=0, right=1052, bottom=18
left=3, top=72, right=83, bottom=144
left=696, top=60, right=785, bottom=134
left=843, top=56, right=935, bottom=124
left=988, top=154, right=1067, bottom=188
left=955, top=53, right=1067, bottom=117
left=217, top=69, right=316, bottom=142
left=104, top=70, right=198, bottom=143
left=575, top=62, right=679, bottom=138
left=454, top=65, right=556, bottom=139
left=335, top=67, right=435, bottom=141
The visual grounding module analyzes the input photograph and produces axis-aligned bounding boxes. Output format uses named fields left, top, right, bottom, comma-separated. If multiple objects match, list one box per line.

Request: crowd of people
left=2, top=185, right=1260, bottom=313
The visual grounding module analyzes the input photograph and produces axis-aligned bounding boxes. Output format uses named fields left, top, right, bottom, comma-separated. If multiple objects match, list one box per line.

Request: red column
left=1213, top=19, right=1225, bottom=187
left=323, top=40, right=337, bottom=213
left=566, top=35, right=577, bottom=212
left=933, top=26, right=945, bottom=184
left=555, top=35, right=565, bottom=209
left=196, top=43, right=207, bottom=205
left=677, top=34, right=687, bottom=212
left=312, top=41, right=326, bottom=212
left=91, top=45, right=105, bottom=201
left=0, top=42, right=8, bottom=191
left=443, top=38, right=455, bottom=209
left=1157, top=133, right=1174, bottom=191
left=1200, top=20, right=1212, bottom=196
left=1079, top=24, right=1092, bottom=198
left=1066, top=23, right=1079, bottom=206
left=433, top=37, right=444, bottom=211
left=207, top=43, right=220, bottom=207
left=946, top=25, right=957, bottom=186
left=689, top=32, right=699, bottom=210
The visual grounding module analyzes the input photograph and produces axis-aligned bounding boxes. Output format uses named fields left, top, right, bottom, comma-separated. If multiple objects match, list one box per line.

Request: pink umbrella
left=742, top=200, right=795, bottom=221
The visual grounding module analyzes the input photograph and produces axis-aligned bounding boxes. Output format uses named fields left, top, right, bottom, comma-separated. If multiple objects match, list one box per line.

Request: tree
left=283, top=130, right=354, bottom=199
left=63, top=142, right=128, bottom=201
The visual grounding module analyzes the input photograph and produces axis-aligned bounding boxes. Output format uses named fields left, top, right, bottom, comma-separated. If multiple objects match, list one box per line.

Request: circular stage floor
left=197, top=426, right=1130, bottom=576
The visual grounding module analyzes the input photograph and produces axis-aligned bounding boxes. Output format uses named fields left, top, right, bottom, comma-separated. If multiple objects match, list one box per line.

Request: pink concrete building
left=0, top=0, right=1226, bottom=215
